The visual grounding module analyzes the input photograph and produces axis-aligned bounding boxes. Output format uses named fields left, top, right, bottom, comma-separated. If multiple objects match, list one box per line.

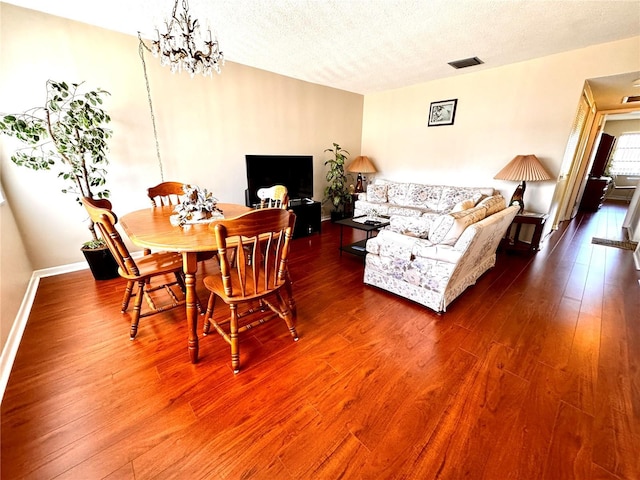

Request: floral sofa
left=355, top=179, right=520, bottom=312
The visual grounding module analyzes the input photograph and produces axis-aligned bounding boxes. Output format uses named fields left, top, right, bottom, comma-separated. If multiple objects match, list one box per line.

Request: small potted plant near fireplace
left=323, top=142, right=353, bottom=221
left=0, top=79, right=119, bottom=280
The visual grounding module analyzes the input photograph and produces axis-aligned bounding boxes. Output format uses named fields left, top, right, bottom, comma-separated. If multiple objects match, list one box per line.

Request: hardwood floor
left=2, top=201, right=639, bottom=479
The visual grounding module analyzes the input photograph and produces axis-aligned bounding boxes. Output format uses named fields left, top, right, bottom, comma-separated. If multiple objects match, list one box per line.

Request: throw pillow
left=388, top=215, right=433, bottom=239
left=429, top=206, right=487, bottom=246
left=477, top=194, right=506, bottom=216
left=451, top=199, right=476, bottom=213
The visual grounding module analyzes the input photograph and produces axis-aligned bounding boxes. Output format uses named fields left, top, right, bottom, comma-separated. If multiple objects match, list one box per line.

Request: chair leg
left=230, top=304, right=240, bottom=374
left=121, top=280, right=135, bottom=312
left=144, top=249, right=151, bottom=284
left=174, top=272, right=186, bottom=292
left=284, top=269, right=296, bottom=316
left=277, top=292, right=299, bottom=341
left=202, top=294, right=216, bottom=336
left=129, top=280, right=145, bottom=340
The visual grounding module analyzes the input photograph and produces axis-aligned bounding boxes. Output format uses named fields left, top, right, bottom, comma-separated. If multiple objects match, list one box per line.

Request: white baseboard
left=0, top=256, right=133, bottom=401
left=0, top=249, right=150, bottom=400
left=0, top=271, right=41, bottom=401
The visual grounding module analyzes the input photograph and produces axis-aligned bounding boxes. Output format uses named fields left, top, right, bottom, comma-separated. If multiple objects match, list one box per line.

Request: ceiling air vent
left=623, top=95, right=640, bottom=103
left=448, top=57, right=484, bottom=69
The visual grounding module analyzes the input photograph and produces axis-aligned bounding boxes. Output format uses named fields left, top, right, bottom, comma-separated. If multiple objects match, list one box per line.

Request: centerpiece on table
left=171, top=184, right=224, bottom=226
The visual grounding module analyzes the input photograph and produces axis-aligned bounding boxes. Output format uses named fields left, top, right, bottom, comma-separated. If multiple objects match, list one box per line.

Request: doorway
left=549, top=72, right=640, bottom=235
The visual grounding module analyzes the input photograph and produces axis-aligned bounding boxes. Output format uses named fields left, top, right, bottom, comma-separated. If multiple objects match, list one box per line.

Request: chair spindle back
left=257, top=185, right=289, bottom=209
left=82, top=197, right=140, bottom=276
left=147, top=181, right=186, bottom=207
left=213, top=208, right=295, bottom=299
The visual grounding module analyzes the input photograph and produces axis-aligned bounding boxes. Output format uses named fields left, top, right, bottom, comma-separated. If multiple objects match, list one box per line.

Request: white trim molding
left=0, top=258, right=124, bottom=400
left=0, top=271, right=40, bottom=401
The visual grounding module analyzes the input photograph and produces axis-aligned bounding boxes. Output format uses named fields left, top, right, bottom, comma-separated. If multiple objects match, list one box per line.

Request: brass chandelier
left=150, top=0, right=224, bottom=78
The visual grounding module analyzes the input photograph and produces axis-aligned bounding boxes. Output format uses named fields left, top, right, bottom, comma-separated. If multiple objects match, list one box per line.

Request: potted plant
left=323, top=142, right=353, bottom=221
left=0, top=79, right=119, bottom=280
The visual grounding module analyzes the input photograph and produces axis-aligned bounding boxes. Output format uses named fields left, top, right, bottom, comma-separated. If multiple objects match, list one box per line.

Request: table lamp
left=494, top=154, right=552, bottom=213
left=348, top=155, right=377, bottom=193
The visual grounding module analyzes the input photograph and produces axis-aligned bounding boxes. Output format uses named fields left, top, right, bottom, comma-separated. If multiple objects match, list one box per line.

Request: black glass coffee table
left=335, top=215, right=390, bottom=257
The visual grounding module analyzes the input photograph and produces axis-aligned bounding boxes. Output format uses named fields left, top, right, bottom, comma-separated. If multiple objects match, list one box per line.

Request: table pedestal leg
left=183, top=252, right=199, bottom=363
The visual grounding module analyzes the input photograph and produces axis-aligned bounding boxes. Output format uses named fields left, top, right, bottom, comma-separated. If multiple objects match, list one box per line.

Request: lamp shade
left=494, top=154, right=552, bottom=182
left=347, top=155, right=377, bottom=174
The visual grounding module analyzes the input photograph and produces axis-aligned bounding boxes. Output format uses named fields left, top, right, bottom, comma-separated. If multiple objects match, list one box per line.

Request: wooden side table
left=343, top=193, right=360, bottom=218
left=503, top=212, right=548, bottom=253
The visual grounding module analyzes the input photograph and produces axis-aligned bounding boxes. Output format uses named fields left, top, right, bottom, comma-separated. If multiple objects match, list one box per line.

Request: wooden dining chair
left=146, top=181, right=216, bottom=264
left=254, top=185, right=295, bottom=314
left=147, top=181, right=186, bottom=207
left=202, top=208, right=298, bottom=373
left=257, top=184, right=289, bottom=209
left=82, top=197, right=187, bottom=340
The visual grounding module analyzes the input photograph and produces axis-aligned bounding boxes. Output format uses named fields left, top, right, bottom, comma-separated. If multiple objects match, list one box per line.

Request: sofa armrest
left=366, top=229, right=417, bottom=261
left=387, top=214, right=438, bottom=239
left=412, top=241, right=462, bottom=263
left=453, top=205, right=519, bottom=255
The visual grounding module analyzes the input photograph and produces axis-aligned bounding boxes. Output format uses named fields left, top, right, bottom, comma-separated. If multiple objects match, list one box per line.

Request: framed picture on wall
left=428, top=99, right=458, bottom=126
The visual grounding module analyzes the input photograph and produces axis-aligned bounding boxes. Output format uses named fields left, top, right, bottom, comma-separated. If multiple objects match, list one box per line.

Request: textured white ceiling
left=3, top=0, right=640, bottom=94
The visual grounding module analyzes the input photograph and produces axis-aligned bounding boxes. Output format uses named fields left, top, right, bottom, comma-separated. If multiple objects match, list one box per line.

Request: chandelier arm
left=168, top=0, right=181, bottom=30
left=137, top=32, right=165, bottom=182
left=149, top=0, right=224, bottom=77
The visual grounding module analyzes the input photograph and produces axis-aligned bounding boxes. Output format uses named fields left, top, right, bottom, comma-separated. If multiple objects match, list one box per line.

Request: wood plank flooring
left=2, top=201, right=639, bottom=479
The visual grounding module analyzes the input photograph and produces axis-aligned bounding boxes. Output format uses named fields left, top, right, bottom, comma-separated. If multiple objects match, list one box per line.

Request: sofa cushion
left=387, top=205, right=427, bottom=217
left=369, top=230, right=417, bottom=261
left=366, top=184, right=388, bottom=203
left=428, top=205, right=488, bottom=246
left=387, top=182, right=409, bottom=205
left=387, top=214, right=438, bottom=238
left=406, top=183, right=442, bottom=210
left=477, top=194, right=506, bottom=216
left=354, top=200, right=390, bottom=217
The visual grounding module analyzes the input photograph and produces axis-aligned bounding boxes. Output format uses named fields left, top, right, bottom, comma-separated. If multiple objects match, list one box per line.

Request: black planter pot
left=82, top=246, right=120, bottom=280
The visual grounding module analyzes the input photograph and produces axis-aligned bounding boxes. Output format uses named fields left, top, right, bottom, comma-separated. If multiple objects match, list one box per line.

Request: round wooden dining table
left=120, top=203, right=252, bottom=363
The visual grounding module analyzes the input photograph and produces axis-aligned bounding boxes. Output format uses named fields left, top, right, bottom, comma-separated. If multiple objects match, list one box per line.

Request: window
left=608, top=132, right=640, bottom=175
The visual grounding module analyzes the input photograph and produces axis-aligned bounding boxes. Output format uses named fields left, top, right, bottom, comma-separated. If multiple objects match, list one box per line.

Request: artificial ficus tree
left=0, top=80, right=112, bottom=242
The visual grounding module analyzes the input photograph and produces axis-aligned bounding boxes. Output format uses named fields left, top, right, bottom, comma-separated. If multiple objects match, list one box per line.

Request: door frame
left=550, top=81, right=640, bottom=231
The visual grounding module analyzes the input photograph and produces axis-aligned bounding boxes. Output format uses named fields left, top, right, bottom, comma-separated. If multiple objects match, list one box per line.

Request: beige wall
left=604, top=118, right=640, bottom=137
left=362, top=36, right=640, bottom=215
left=0, top=4, right=363, bottom=271
left=0, top=3, right=363, bottom=356
left=0, top=193, right=33, bottom=348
